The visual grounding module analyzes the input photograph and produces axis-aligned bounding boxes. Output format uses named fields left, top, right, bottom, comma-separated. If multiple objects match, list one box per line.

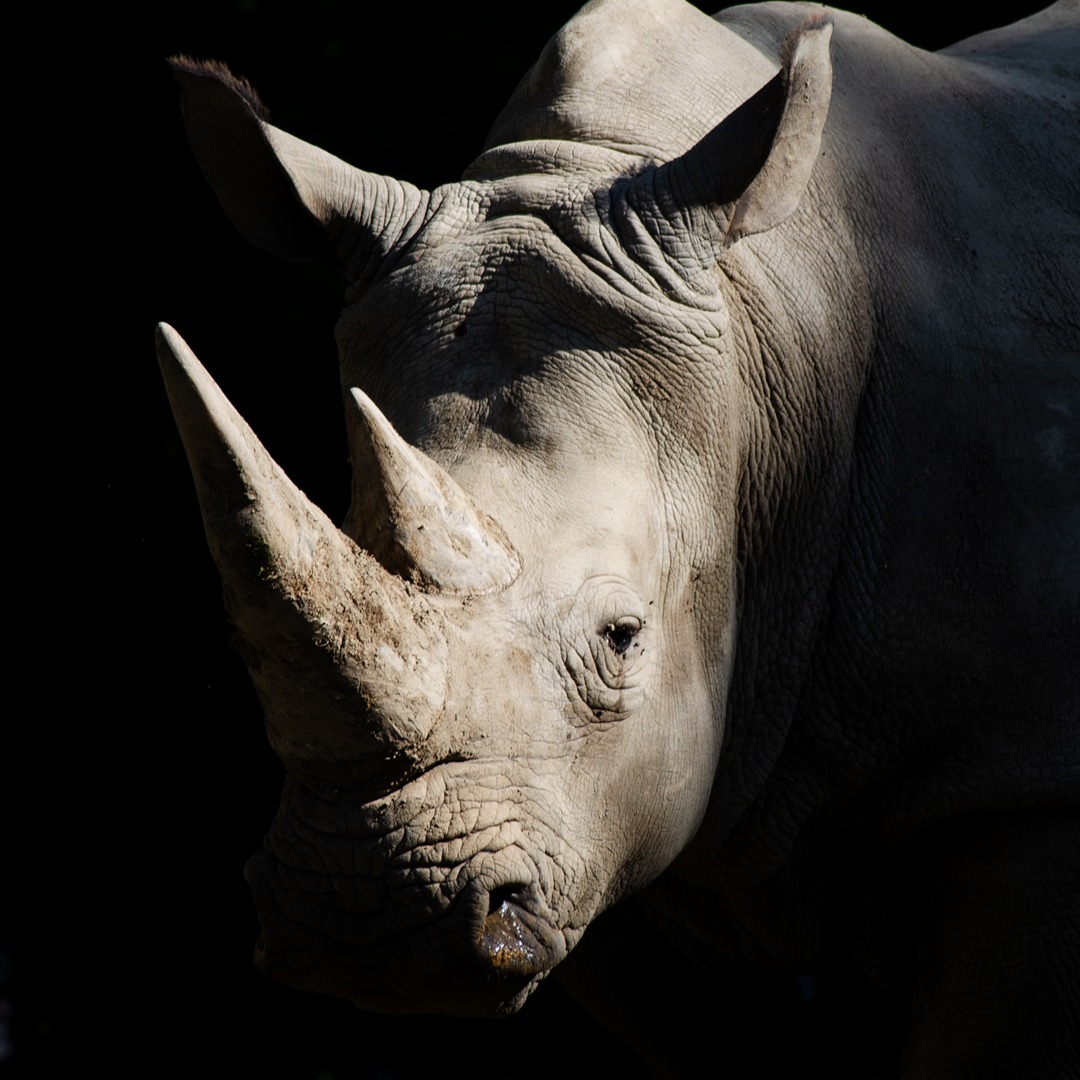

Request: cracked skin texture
left=163, top=1, right=1079, bottom=1075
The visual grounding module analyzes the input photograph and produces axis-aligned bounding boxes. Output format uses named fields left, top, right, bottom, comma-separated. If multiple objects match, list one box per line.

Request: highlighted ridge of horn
left=344, top=386, right=521, bottom=595
left=155, top=323, right=448, bottom=777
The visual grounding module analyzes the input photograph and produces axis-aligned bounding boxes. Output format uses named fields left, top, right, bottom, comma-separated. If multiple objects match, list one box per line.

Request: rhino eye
left=604, top=618, right=641, bottom=657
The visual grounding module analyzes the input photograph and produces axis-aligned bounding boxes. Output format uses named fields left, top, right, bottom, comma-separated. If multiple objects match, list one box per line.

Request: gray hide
left=159, top=2, right=1079, bottom=1076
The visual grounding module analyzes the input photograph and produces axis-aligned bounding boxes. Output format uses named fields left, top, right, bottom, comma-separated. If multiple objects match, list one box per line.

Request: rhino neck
left=694, top=168, right=875, bottom=856
left=651, top=200, right=875, bottom=970
left=664, top=8, right=1080, bottom=972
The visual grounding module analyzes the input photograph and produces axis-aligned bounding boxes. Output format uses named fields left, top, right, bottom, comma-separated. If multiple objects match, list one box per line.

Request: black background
left=13, top=2, right=1050, bottom=1075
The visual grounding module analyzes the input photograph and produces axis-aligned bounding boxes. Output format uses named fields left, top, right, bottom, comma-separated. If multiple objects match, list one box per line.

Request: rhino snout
left=243, top=814, right=568, bottom=1016
left=478, top=883, right=568, bottom=982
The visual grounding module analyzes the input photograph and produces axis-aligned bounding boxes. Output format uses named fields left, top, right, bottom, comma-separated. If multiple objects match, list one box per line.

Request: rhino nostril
left=486, top=884, right=526, bottom=917
left=480, top=885, right=548, bottom=979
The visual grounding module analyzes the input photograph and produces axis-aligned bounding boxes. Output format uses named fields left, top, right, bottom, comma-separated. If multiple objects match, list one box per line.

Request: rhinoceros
left=158, top=0, right=1079, bottom=1074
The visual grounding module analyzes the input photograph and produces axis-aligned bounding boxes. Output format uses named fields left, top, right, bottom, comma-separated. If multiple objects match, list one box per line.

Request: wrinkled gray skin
left=159, top=1, right=1079, bottom=1075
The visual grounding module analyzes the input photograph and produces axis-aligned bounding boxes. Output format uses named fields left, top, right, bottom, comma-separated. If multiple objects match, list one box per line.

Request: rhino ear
left=168, top=57, right=429, bottom=275
left=720, top=14, right=834, bottom=245
left=631, top=14, right=833, bottom=256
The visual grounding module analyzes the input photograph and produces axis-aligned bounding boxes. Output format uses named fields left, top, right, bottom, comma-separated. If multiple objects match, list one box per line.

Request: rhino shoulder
left=940, top=0, right=1079, bottom=77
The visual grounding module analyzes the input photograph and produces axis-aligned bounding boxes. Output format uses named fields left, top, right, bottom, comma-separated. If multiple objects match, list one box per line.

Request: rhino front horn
left=156, top=324, right=448, bottom=778
left=343, top=387, right=521, bottom=594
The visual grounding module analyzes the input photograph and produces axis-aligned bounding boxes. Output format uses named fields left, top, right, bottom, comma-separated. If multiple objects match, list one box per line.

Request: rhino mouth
left=246, top=846, right=567, bottom=1017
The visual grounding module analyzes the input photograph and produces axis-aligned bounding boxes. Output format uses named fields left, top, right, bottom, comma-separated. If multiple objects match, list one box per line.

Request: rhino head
left=160, top=0, right=834, bottom=1017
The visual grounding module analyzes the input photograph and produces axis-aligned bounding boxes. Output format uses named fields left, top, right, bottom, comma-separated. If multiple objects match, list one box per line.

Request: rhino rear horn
left=169, top=57, right=430, bottom=281
left=343, top=388, right=521, bottom=594
left=156, top=324, right=448, bottom=777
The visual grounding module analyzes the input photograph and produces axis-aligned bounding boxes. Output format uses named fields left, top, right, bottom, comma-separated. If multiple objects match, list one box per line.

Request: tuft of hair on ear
left=167, top=55, right=270, bottom=122
left=778, top=11, right=833, bottom=78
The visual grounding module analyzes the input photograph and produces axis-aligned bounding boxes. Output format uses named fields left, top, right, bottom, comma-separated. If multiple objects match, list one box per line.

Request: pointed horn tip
left=345, top=384, right=522, bottom=594
left=348, top=386, right=399, bottom=436
left=154, top=322, right=246, bottom=466
left=155, top=322, right=221, bottom=415
left=348, top=385, right=377, bottom=418
left=155, top=320, right=177, bottom=346
left=155, top=321, right=197, bottom=376
left=346, top=385, right=410, bottom=458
